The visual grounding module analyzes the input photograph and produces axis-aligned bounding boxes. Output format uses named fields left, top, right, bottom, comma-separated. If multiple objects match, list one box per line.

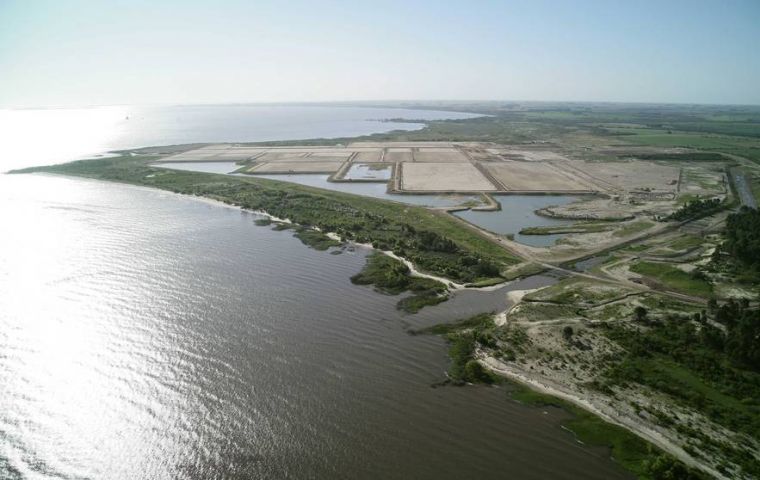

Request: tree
left=634, top=306, right=648, bottom=322
left=707, top=298, right=718, bottom=313
left=463, top=360, right=494, bottom=384
left=562, top=326, right=574, bottom=341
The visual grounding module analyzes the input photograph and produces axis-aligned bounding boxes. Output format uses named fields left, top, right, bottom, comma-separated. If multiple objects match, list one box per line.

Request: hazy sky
left=2, top=0, right=759, bottom=107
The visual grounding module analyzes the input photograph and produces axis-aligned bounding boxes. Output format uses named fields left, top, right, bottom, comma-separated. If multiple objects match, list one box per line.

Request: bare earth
left=401, top=162, right=497, bottom=191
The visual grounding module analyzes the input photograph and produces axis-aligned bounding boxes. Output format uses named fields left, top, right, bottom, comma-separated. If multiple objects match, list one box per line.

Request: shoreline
left=95, top=172, right=730, bottom=479
left=99, top=175, right=518, bottom=293
left=16, top=148, right=735, bottom=479
left=480, top=355, right=724, bottom=479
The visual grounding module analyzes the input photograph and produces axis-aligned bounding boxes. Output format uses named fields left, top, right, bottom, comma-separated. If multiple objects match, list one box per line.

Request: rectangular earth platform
left=413, top=149, right=469, bottom=163
left=248, top=161, right=343, bottom=174
left=162, top=145, right=266, bottom=162
left=353, top=151, right=384, bottom=162
left=576, top=160, right=680, bottom=192
left=487, top=149, right=571, bottom=162
left=483, top=161, right=596, bottom=191
left=384, top=151, right=413, bottom=163
left=256, top=152, right=310, bottom=162
left=401, top=162, right=497, bottom=192
left=308, top=152, right=353, bottom=160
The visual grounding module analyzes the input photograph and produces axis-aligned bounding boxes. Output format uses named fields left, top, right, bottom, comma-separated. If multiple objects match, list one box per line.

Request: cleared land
left=353, top=151, right=384, bottom=162
left=413, top=149, right=468, bottom=163
left=483, top=161, right=594, bottom=191
left=384, top=151, right=413, bottom=163
left=577, top=160, right=680, bottom=192
left=248, top=161, right=343, bottom=173
left=487, top=148, right=571, bottom=162
left=163, top=143, right=708, bottom=208
left=401, top=162, right=497, bottom=191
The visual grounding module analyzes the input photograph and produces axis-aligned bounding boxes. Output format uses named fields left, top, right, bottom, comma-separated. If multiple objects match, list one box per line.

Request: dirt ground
left=167, top=144, right=714, bottom=209
left=401, top=162, right=497, bottom=191
left=486, top=148, right=571, bottom=162
left=384, top=151, right=413, bottom=163
left=353, top=151, right=384, bottom=162
left=248, top=161, right=343, bottom=173
left=412, top=149, right=468, bottom=163
left=483, top=161, right=595, bottom=191
left=572, top=160, right=680, bottom=192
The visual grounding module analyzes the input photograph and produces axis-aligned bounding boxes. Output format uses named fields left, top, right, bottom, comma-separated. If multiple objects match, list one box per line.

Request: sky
left=1, top=0, right=759, bottom=107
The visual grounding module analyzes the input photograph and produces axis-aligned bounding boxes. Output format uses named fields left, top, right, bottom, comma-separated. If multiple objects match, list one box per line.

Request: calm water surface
left=0, top=174, right=631, bottom=479
left=0, top=105, right=480, bottom=171
left=343, top=163, right=392, bottom=180
left=454, top=195, right=582, bottom=247
left=0, top=105, right=629, bottom=479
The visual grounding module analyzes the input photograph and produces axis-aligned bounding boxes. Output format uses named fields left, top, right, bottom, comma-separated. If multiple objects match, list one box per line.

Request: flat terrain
left=412, top=149, right=468, bottom=163
left=483, top=161, right=594, bottom=191
left=19, top=101, right=760, bottom=480
left=576, top=160, right=680, bottom=193
left=401, top=162, right=497, bottom=191
left=248, top=161, right=343, bottom=173
left=166, top=143, right=694, bottom=199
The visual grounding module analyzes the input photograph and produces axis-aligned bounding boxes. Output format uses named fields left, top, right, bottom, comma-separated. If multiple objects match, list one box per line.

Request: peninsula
left=14, top=102, right=760, bottom=480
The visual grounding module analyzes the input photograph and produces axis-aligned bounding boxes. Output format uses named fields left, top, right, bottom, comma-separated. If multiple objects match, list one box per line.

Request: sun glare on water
left=0, top=107, right=129, bottom=171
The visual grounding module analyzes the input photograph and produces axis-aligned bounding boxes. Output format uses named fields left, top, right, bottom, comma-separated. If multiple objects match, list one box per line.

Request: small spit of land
left=13, top=102, right=760, bottom=480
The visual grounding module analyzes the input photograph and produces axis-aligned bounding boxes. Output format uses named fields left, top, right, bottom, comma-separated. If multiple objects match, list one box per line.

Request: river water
left=0, top=105, right=630, bottom=479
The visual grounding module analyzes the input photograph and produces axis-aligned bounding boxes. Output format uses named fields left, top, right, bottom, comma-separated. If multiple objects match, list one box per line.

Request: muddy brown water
left=0, top=173, right=634, bottom=479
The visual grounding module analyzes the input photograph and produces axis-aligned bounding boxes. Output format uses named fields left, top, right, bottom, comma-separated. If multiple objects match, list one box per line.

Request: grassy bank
left=416, top=312, right=707, bottom=479
left=412, top=313, right=498, bottom=384
left=350, top=252, right=448, bottom=313
left=630, top=261, right=713, bottom=297
left=510, top=385, right=708, bottom=480
left=292, top=227, right=342, bottom=251
left=13, top=154, right=518, bottom=285
left=600, top=307, right=760, bottom=478
left=520, top=222, right=614, bottom=235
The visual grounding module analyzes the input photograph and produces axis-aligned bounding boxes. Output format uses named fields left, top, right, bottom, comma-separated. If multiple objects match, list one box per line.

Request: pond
left=342, top=163, right=392, bottom=180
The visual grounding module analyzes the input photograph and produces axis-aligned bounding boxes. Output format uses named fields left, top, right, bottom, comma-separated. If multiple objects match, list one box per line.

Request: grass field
left=630, top=261, right=713, bottom=297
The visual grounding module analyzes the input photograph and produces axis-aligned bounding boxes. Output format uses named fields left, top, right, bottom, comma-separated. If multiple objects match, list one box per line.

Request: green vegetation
left=253, top=217, right=272, bottom=226
left=510, top=385, right=706, bottom=479
left=524, top=278, right=632, bottom=306
left=666, top=198, right=723, bottom=222
left=292, top=227, right=341, bottom=251
left=612, top=220, right=655, bottom=238
left=722, top=206, right=760, bottom=273
left=667, top=235, right=704, bottom=252
left=237, top=102, right=760, bottom=159
left=508, top=302, right=578, bottom=322
left=350, top=252, right=448, bottom=313
left=413, top=313, right=498, bottom=384
left=520, top=221, right=613, bottom=235
left=565, top=411, right=706, bottom=479
left=630, top=261, right=713, bottom=297
left=396, top=293, right=448, bottom=313
left=600, top=304, right=760, bottom=478
left=17, top=102, right=760, bottom=479
left=500, top=261, right=547, bottom=281
left=463, top=277, right=506, bottom=288
left=621, top=152, right=726, bottom=162
left=13, top=155, right=518, bottom=285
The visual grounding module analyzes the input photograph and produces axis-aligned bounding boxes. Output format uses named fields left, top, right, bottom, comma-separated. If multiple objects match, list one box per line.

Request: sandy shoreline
left=480, top=356, right=725, bottom=479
